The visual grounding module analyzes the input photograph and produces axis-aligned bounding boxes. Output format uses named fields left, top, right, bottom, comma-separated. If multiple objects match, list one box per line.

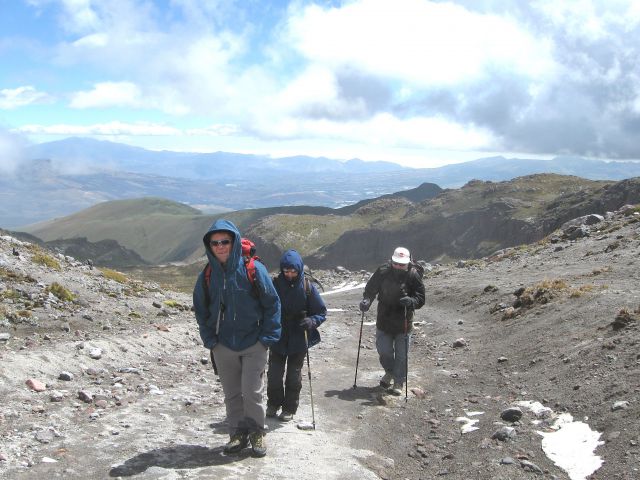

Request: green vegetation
left=47, top=282, right=75, bottom=302
left=0, top=289, right=21, bottom=300
left=569, top=284, right=596, bottom=298
left=32, top=252, right=61, bottom=270
left=100, top=268, right=129, bottom=284
left=0, top=267, right=36, bottom=283
left=17, top=173, right=627, bottom=271
left=123, top=262, right=203, bottom=294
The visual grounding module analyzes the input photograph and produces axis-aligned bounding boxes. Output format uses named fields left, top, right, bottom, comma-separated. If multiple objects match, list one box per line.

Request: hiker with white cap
left=358, top=246, right=425, bottom=395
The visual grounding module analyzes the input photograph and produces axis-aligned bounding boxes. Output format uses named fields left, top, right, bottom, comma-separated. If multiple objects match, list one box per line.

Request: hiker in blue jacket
left=193, top=219, right=281, bottom=457
left=267, top=249, right=327, bottom=422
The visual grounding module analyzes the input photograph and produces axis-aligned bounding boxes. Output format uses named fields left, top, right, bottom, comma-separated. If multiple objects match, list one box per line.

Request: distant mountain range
left=2, top=137, right=640, bottom=228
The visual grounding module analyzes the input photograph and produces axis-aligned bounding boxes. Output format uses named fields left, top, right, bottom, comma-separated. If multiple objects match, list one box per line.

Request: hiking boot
left=266, top=405, right=279, bottom=418
left=379, top=373, right=392, bottom=389
left=389, top=383, right=404, bottom=396
left=278, top=411, right=294, bottom=422
left=249, top=431, right=267, bottom=457
left=223, top=433, right=249, bottom=454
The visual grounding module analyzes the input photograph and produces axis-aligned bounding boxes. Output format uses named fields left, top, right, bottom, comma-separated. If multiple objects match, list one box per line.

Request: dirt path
left=0, top=288, right=394, bottom=480
left=3, top=213, right=640, bottom=480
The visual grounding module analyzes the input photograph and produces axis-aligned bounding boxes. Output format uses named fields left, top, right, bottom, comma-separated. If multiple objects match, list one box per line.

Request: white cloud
left=13, top=0, right=640, bottom=161
left=69, top=81, right=142, bottom=108
left=0, top=86, right=51, bottom=109
left=285, top=0, right=554, bottom=87
left=0, top=129, right=29, bottom=175
left=72, top=32, right=109, bottom=48
left=186, top=124, right=241, bottom=136
left=536, top=0, right=640, bottom=39
left=250, top=111, right=493, bottom=152
left=16, top=121, right=180, bottom=136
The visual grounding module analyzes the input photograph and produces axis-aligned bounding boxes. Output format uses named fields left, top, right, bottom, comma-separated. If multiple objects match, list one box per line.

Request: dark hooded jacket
left=363, top=262, right=425, bottom=335
left=193, top=219, right=281, bottom=351
left=271, top=250, right=327, bottom=355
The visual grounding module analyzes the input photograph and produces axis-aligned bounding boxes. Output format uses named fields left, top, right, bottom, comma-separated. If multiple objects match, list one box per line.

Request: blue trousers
left=376, top=328, right=410, bottom=384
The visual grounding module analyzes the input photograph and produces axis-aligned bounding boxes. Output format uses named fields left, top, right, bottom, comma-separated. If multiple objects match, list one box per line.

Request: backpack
left=379, top=259, right=424, bottom=280
left=410, top=260, right=424, bottom=279
left=202, top=237, right=262, bottom=301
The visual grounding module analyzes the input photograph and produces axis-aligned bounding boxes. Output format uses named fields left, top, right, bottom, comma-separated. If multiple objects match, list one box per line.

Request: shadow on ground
left=324, top=386, right=381, bottom=406
left=108, top=444, right=247, bottom=477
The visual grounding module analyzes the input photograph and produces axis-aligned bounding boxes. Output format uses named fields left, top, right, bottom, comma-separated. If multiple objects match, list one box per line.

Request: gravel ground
left=1, top=208, right=639, bottom=479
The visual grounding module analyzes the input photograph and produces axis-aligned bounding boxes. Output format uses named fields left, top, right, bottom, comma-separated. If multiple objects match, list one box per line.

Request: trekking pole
left=404, top=306, right=409, bottom=403
left=304, top=330, right=316, bottom=430
left=353, top=310, right=365, bottom=389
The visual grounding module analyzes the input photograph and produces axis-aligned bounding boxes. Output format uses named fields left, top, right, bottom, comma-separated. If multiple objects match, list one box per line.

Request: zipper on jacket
left=216, top=275, right=226, bottom=335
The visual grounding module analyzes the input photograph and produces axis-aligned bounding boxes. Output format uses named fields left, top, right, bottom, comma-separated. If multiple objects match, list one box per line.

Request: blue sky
left=1, top=0, right=640, bottom=170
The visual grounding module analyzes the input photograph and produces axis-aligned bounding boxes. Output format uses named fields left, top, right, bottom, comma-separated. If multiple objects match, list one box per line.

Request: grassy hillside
left=21, top=175, right=640, bottom=275
left=22, top=198, right=210, bottom=264
left=20, top=198, right=337, bottom=264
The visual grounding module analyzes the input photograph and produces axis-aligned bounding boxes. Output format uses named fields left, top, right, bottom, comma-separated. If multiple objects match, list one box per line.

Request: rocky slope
left=1, top=204, right=639, bottom=479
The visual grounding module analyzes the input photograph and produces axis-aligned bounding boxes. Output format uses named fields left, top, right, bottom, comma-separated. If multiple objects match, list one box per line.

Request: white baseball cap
left=391, top=247, right=411, bottom=264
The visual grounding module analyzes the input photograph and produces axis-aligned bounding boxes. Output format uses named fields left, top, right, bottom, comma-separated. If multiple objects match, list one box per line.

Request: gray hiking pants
left=376, top=328, right=410, bottom=385
left=212, top=341, right=268, bottom=435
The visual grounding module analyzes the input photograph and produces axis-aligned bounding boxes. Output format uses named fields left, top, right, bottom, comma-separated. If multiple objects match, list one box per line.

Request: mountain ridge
left=4, top=137, right=640, bottom=228
left=19, top=174, right=640, bottom=276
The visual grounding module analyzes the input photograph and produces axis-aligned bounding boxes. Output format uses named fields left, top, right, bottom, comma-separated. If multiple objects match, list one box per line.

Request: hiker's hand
left=359, top=298, right=370, bottom=312
left=399, top=296, right=414, bottom=308
left=299, top=317, right=314, bottom=330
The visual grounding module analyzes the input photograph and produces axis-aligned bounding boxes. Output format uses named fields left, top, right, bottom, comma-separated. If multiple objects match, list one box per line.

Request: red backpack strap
left=244, top=256, right=257, bottom=286
left=202, top=263, right=212, bottom=304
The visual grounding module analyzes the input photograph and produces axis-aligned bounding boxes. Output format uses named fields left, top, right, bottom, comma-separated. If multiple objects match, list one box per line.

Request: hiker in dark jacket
left=193, top=219, right=281, bottom=457
left=267, top=249, right=327, bottom=422
left=359, top=246, right=425, bottom=395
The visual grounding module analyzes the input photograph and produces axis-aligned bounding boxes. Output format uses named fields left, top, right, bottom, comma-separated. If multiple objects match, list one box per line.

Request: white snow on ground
left=517, top=400, right=553, bottom=418
left=322, top=282, right=367, bottom=295
left=455, top=417, right=479, bottom=433
left=455, top=411, right=484, bottom=433
left=327, top=308, right=345, bottom=312
left=518, top=402, right=603, bottom=480
left=538, top=413, right=604, bottom=480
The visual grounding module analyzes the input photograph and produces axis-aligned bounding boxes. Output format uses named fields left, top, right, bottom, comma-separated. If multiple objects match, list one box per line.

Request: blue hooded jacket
left=271, top=249, right=327, bottom=355
left=193, top=219, right=281, bottom=351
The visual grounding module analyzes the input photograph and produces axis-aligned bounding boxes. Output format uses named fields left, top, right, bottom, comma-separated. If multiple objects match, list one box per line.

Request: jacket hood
left=203, top=219, right=241, bottom=267
left=279, top=249, right=304, bottom=275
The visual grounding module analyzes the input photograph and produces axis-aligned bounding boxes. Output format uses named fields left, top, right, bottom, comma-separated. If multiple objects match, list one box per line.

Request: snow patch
left=322, top=282, right=366, bottom=296
left=456, top=416, right=480, bottom=433
left=537, top=413, right=603, bottom=480
left=518, top=401, right=603, bottom=480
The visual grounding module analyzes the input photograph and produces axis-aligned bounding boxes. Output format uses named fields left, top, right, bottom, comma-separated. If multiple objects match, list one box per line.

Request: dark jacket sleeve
left=193, top=271, right=218, bottom=349
left=363, top=266, right=385, bottom=301
left=255, top=262, right=281, bottom=347
left=408, top=270, right=426, bottom=310
left=307, top=282, right=327, bottom=328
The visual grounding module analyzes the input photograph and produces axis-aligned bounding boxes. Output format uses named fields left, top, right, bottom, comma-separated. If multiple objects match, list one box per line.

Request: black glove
left=299, top=317, right=315, bottom=330
left=399, top=296, right=414, bottom=308
left=359, top=298, right=371, bottom=312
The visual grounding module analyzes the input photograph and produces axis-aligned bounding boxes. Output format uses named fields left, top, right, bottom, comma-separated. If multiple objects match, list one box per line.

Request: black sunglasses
left=210, top=239, right=232, bottom=247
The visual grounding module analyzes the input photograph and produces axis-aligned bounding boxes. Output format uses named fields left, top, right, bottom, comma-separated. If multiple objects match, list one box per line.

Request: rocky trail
left=1, top=207, right=640, bottom=479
